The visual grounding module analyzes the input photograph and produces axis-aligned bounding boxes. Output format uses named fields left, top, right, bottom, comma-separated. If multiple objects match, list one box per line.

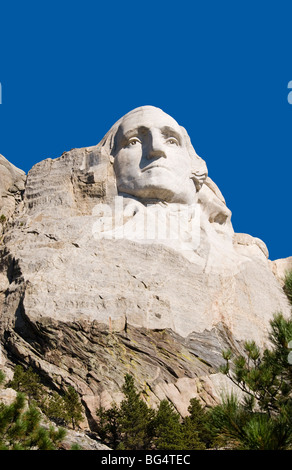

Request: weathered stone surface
left=270, top=256, right=292, bottom=285
left=0, top=387, right=17, bottom=406
left=0, top=154, right=26, bottom=236
left=58, top=429, right=110, bottom=450
left=0, top=106, right=291, bottom=432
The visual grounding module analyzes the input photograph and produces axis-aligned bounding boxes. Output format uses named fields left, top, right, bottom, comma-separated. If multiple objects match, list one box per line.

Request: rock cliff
left=0, top=107, right=291, bottom=431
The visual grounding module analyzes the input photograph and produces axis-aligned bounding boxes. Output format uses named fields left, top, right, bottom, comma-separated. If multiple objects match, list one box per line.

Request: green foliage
left=210, top=394, right=292, bottom=450
left=284, top=270, right=292, bottom=304
left=118, top=374, right=155, bottom=450
left=41, top=386, right=84, bottom=429
left=0, top=367, right=87, bottom=449
left=8, top=365, right=46, bottom=406
left=216, top=312, right=292, bottom=449
left=183, top=398, right=214, bottom=449
left=6, top=311, right=292, bottom=451
left=96, top=374, right=213, bottom=450
left=0, top=370, right=5, bottom=387
left=210, top=393, right=250, bottom=448
left=45, top=391, right=68, bottom=426
left=63, top=386, right=84, bottom=430
left=70, top=443, right=83, bottom=450
left=96, top=374, right=155, bottom=450
left=0, top=214, right=6, bottom=224
left=220, top=313, right=292, bottom=414
left=96, top=403, right=122, bottom=450
left=152, top=399, right=185, bottom=450
left=8, top=365, right=84, bottom=430
left=0, top=392, right=66, bottom=450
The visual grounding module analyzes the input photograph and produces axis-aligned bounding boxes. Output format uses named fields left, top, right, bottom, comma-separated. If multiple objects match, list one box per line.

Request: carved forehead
left=116, top=106, right=183, bottom=138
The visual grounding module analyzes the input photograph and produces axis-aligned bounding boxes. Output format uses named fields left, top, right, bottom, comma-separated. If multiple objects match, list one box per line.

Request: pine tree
left=284, top=270, right=292, bottom=305
left=63, top=386, right=83, bottom=429
left=118, top=374, right=154, bottom=450
left=96, top=403, right=122, bottom=450
left=0, top=392, right=66, bottom=450
left=152, top=399, right=185, bottom=450
left=45, top=391, right=68, bottom=426
left=8, top=365, right=46, bottom=406
left=0, top=370, right=5, bottom=387
left=95, top=374, right=208, bottom=450
left=181, top=416, right=205, bottom=450
left=182, top=398, right=214, bottom=449
left=213, top=312, right=292, bottom=449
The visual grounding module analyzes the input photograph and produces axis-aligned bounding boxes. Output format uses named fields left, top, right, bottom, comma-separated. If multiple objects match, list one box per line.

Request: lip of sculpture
left=141, top=163, right=171, bottom=173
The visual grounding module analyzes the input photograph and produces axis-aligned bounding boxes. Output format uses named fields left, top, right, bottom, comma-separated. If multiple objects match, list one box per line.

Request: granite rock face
left=0, top=107, right=291, bottom=429
left=0, top=155, right=25, bottom=231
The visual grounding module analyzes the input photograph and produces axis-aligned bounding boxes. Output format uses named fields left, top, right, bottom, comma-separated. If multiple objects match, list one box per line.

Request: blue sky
left=0, top=1, right=291, bottom=261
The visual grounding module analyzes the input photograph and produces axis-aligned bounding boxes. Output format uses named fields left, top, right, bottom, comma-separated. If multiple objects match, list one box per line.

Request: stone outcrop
left=0, top=155, right=25, bottom=234
left=0, top=107, right=291, bottom=432
left=270, top=256, right=292, bottom=285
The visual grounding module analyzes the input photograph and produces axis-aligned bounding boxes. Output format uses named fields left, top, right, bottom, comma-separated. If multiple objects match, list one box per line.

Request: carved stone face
left=112, top=107, right=197, bottom=204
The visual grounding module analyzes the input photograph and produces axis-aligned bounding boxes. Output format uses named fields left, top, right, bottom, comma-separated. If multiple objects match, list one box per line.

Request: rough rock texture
left=0, top=108, right=291, bottom=433
left=270, top=256, right=292, bottom=285
left=0, top=155, right=26, bottom=235
left=59, top=429, right=110, bottom=450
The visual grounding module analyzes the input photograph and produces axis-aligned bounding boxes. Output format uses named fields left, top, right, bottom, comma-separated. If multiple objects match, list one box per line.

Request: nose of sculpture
left=146, top=128, right=167, bottom=160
